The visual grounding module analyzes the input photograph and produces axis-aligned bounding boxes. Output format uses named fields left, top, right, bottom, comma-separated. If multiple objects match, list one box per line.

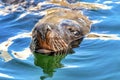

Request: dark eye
left=73, top=31, right=80, bottom=36
left=67, top=28, right=80, bottom=36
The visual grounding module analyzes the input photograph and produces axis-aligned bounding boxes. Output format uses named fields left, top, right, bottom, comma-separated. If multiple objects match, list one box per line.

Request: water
left=0, top=0, right=120, bottom=80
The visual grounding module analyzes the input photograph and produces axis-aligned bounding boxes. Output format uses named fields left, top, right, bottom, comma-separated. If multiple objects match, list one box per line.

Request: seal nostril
left=68, top=28, right=72, bottom=32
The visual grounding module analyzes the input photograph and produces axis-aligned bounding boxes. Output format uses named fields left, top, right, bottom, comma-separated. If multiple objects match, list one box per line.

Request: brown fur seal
left=30, top=8, right=91, bottom=54
left=30, top=0, right=110, bottom=54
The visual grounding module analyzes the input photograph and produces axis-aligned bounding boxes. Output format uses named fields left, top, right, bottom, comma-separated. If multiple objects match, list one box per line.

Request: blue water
left=0, top=0, right=120, bottom=80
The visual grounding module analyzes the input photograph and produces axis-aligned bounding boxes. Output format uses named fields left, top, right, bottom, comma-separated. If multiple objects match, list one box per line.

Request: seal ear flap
left=35, top=24, right=52, bottom=40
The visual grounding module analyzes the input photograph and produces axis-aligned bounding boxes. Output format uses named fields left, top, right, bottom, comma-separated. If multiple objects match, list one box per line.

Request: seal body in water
left=30, top=8, right=91, bottom=54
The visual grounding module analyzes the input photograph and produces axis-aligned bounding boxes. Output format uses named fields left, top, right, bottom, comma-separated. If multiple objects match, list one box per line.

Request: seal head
left=30, top=9, right=91, bottom=54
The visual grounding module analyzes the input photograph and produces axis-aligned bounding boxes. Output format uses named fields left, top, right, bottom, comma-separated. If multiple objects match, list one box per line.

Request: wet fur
left=30, top=8, right=91, bottom=54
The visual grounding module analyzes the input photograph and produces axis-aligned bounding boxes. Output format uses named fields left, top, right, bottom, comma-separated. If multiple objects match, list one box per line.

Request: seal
left=30, top=8, right=91, bottom=54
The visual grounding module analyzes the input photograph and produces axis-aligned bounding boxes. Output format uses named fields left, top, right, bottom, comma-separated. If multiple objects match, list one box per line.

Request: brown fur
left=30, top=0, right=95, bottom=54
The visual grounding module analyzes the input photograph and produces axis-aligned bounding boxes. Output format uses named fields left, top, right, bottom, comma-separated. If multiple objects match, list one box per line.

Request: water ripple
left=0, top=0, right=120, bottom=80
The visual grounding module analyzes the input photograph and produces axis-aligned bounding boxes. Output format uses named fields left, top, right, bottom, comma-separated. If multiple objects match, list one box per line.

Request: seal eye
left=67, top=28, right=80, bottom=36
left=73, top=31, right=80, bottom=36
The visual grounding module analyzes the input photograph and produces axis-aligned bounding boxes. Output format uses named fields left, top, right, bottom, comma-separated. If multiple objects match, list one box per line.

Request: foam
left=0, top=32, right=31, bottom=61
left=0, top=73, right=14, bottom=79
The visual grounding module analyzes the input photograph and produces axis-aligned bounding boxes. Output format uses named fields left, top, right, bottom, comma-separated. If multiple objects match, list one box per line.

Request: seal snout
left=31, top=23, right=70, bottom=54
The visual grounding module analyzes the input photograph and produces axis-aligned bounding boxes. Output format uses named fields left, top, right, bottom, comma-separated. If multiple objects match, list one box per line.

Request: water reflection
left=33, top=53, right=67, bottom=80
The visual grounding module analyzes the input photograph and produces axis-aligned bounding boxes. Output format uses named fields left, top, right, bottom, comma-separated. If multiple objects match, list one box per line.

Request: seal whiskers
left=49, top=31, right=69, bottom=54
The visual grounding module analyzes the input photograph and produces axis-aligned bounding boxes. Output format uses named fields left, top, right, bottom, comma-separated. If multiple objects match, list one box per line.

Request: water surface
left=0, top=0, right=120, bottom=80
